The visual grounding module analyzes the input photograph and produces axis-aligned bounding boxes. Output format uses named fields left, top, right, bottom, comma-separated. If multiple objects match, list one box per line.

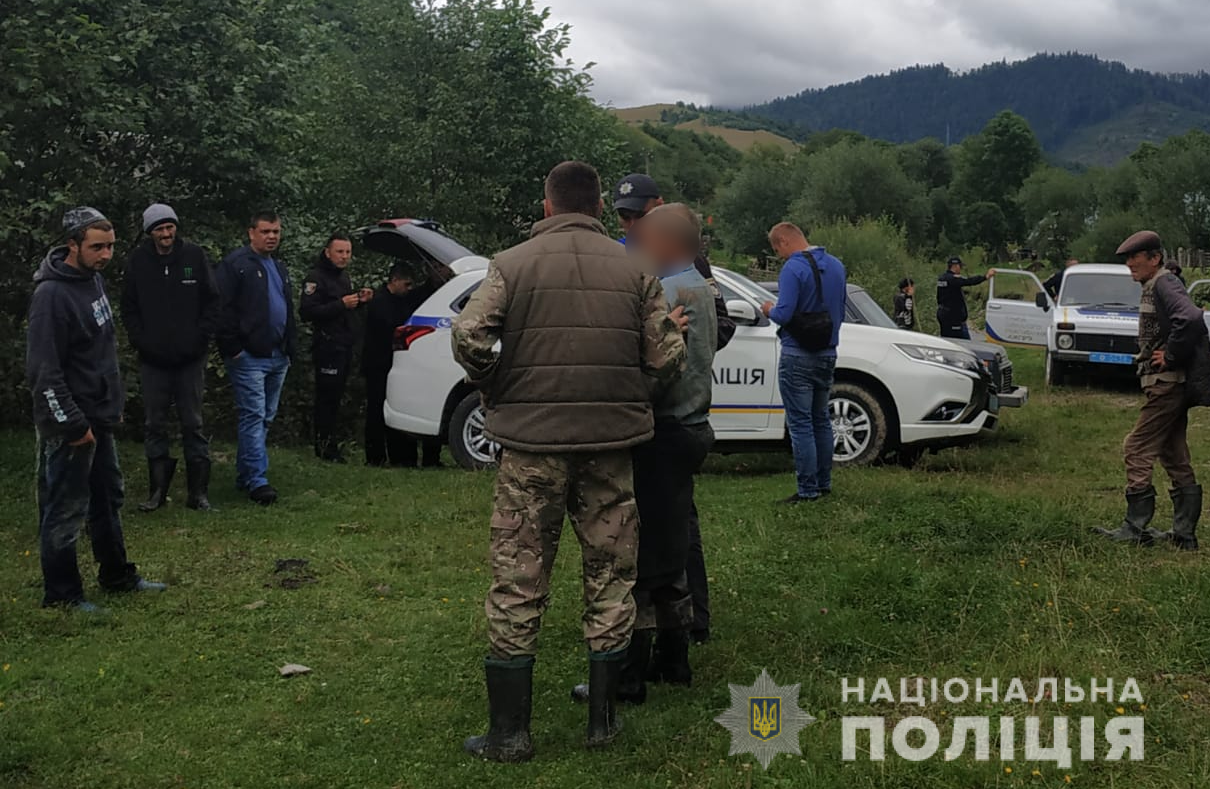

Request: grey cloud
left=544, top=0, right=1210, bottom=107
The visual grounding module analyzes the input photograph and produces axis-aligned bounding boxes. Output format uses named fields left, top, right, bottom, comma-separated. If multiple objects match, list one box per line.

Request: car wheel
left=1045, top=352, right=1067, bottom=387
left=448, top=393, right=499, bottom=470
left=829, top=383, right=889, bottom=466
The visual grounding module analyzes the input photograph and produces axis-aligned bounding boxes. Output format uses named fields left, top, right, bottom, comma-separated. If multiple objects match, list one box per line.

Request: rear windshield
left=1060, top=274, right=1141, bottom=310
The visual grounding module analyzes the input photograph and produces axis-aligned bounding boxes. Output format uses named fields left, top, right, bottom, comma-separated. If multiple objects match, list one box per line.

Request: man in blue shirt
left=761, top=222, right=847, bottom=502
left=216, top=211, right=297, bottom=505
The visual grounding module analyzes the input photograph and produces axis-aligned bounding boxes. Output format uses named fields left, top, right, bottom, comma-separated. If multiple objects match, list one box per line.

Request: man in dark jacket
left=121, top=203, right=220, bottom=512
left=1043, top=258, right=1079, bottom=299
left=1096, top=231, right=1207, bottom=551
left=26, top=207, right=167, bottom=611
left=936, top=256, right=995, bottom=339
left=894, top=278, right=916, bottom=330
left=453, top=161, right=686, bottom=761
left=362, top=263, right=441, bottom=467
left=299, top=233, right=373, bottom=463
left=216, top=211, right=297, bottom=505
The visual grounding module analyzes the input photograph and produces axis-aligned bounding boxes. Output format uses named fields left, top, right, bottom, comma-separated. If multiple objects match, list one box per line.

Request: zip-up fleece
left=121, top=237, right=220, bottom=367
left=26, top=247, right=124, bottom=441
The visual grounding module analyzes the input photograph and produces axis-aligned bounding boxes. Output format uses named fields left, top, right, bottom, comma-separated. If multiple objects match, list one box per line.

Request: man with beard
left=121, top=203, right=220, bottom=511
left=27, top=207, right=167, bottom=611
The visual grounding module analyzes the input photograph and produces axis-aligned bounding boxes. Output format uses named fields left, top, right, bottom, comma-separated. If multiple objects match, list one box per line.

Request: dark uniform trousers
left=1124, top=380, right=1197, bottom=492
left=363, top=369, right=440, bottom=467
left=313, top=342, right=353, bottom=452
left=486, top=448, right=638, bottom=659
left=140, top=358, right=209, bottom=463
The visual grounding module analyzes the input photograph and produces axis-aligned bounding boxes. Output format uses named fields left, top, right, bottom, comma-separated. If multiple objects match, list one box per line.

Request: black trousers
left=363, top=370, right=440, bottom=467
left=313, top=343, right=352, bottom=450
left=140, top=358, right=208, bottom=463
left=686, top=504, right=710, bottom=635
left=633, top=420, right=714, bottom=631
left=37, top=430, right=139, bottom=606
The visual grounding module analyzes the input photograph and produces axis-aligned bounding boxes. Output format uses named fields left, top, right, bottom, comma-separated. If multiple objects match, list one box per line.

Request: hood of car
left=948, top=337, right=1008, bottom=363
left=1056, top=305, right=1139, bottom=334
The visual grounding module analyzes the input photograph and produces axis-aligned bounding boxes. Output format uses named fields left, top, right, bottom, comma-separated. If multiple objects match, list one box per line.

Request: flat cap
left=1116, top=230, right=1162, bottom=256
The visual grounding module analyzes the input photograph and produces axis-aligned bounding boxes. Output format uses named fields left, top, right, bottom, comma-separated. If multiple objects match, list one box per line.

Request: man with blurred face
left=571, top=206, right=717, bottom=707
left=1096, top=231, right=1208, bottom=551
left=26, top=207, right=168, bottom=612
left=300, top=233, right=373, bottom=462
left=121, top=203, right=221, bottom=512
left=216, top=211, right=297, bottom=505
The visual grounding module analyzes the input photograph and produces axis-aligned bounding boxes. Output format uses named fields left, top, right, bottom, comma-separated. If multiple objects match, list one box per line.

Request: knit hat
left=142, top=203, right=179, bottom=233
left=62, top=206, right=108, bottom=236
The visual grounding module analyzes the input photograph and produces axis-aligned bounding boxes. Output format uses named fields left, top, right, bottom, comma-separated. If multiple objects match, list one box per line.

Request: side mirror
left=1034, top=292, right=1051, bottom=312
left=726, top=299, right=758, bottom=325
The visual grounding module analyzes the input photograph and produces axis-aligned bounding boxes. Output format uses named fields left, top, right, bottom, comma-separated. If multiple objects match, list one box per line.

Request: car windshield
left=719, top=269, right=777, bottom=303
left=1060, top=274, right=1141, bottom=310
left=846, top=288, right=899, bottom=329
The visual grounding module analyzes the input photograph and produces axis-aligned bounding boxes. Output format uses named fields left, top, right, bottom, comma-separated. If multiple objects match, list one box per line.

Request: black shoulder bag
left=783, top=250, right=834, bottom=351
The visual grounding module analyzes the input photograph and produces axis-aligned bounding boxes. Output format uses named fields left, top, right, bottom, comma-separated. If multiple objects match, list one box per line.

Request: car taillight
left=393, top=325, right=436, bottom=351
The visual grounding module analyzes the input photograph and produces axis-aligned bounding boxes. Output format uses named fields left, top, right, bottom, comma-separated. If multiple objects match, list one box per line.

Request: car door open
left=985, top=270, right=1050, bottom=347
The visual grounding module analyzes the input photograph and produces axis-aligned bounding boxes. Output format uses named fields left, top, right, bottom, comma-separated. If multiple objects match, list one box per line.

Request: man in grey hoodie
left=26, top=207, right=167, bottom=612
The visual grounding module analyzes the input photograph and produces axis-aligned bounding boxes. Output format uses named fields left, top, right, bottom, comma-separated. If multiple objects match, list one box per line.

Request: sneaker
left=71, top=601, right=110, bottom=615
left=779, top=494, right=819, bottom=504
left=249, top=484, right=279, bottom=505
left=135, top=579, right=168, bottom=593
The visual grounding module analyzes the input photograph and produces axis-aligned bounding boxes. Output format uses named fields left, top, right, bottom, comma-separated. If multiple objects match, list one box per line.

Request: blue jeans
left=225, top=351, right=289, bottom=491
left=37, top=430, right=140, bottom=606
left=779, top=351, right=837, bottom=498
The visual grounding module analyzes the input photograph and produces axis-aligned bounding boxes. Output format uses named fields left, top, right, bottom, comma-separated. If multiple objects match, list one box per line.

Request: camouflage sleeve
left=452, top=262, right=508, bottom=385
left=639, top=274, right=687, bottom=390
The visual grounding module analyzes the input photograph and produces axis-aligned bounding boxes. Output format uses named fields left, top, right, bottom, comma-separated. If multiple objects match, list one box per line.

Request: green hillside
left=1056, top=102, right=1210, bottom=166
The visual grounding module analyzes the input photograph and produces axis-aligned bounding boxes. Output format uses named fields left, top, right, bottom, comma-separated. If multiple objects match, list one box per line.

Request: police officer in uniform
left=936, top=256, right=995, bottom=339
left=299, top=233, right=372, bottom=462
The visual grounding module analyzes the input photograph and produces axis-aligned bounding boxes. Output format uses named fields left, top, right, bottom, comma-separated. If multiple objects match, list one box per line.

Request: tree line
left=4, top=2, right=1210, bottom=437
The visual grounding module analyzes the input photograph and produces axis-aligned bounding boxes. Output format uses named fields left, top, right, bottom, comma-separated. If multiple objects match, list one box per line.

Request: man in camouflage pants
left=453, top=161, right=686, bottom=761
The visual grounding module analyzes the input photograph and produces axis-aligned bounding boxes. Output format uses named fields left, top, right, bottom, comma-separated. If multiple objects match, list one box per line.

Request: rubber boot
left=186, top=459, right=212, bottom=512
left=1149, top=485, right=1201, bottom=551
left=1093, top=486, right=1156, bottom=545
left=648, top=629, right=692, bottom=686
left=572, top=630, right=652, bottom=705
left=138, top=457, right=177, bottom=512
left=463, top=656, right=534, bottom=763
left=586, top=650, right=624, bottom=748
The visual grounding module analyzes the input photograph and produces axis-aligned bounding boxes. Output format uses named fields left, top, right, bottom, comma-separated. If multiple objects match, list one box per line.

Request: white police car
left=985, top=265, right=1210, bottom=385
left=380, top=251, right=1006, bottom=470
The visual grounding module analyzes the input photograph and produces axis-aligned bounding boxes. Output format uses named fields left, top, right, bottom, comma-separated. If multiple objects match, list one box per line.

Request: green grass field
left=3, top=348, right=1210, bottom=788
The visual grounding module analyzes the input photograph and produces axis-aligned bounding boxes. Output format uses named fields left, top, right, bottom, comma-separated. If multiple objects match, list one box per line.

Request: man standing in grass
left=26, top=207, right=167, bottom=611
left=569, top=206, right=717, bottom=706
left=761, top=222, right=847, bottom=503
left=121, top=203, right=221, bottom=512
left=1096, top=231, right=1209, bottom=551
left=216, top=211, right=297, bottom=506
left=453, top=161, right=686, bottom=761
left=936, top=256, right=995, bottom=339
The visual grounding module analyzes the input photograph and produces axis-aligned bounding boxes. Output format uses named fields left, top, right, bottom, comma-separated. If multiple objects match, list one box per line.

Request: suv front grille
left=1073, top=334, right=1138, bottom=355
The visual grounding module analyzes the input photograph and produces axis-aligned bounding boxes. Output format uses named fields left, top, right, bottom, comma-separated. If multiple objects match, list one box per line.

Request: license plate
left=1089, top=352, right=1134, bottom=365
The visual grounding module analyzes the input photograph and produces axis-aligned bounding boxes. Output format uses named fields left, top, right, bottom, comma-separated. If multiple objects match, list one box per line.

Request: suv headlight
left=894, top=344, right=981, bottom=375
left=1057, top=333, right=1074, bottom=350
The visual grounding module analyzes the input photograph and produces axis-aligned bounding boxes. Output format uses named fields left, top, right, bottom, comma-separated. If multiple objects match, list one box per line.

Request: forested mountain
left=747, top=53, right=1210, bottom=164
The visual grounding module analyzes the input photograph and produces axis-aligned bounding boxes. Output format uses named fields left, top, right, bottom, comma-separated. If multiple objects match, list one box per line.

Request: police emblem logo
left=304, top=282, right=318, bottom=295
left=715, top=669, right=816, bottom=769
left=749, top=698, right=780, bottom=741
left=619, top=181, right=634, bottom=196
left=183, top=266, right=193, bottom=278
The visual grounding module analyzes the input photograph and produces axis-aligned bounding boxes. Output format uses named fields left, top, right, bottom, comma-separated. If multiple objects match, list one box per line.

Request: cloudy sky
left=542, top=0, right=1210, bottom=108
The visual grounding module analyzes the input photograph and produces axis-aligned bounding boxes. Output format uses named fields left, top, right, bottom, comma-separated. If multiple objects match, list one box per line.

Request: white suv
left=379, top=252, right=1006, bottom=470
left=985, top=265, right=1210, bottom=386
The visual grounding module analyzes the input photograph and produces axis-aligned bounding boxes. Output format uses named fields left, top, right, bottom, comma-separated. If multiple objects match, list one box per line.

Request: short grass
left=3, top=348, right=1210, bottom=789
